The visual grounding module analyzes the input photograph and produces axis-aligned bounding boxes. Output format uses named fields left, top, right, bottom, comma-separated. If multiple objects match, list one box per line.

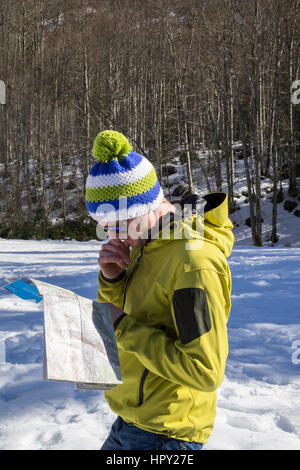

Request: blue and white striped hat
left=85, top=130, right=164, bottom=223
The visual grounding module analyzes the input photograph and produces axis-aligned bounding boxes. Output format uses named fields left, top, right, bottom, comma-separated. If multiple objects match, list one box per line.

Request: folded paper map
left=4, top=278, right=122, bottom=390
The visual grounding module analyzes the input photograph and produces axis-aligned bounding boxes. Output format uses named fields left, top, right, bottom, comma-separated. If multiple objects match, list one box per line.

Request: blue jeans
left=100, top=416, right=204, bottom=450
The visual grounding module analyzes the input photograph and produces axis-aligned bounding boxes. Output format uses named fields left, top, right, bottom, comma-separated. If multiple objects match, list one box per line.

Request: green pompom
left=92, top=130, right=133, bottom=164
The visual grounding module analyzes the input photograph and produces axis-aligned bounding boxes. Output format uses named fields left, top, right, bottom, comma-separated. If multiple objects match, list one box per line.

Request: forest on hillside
left=0, top=0, right=300, bottom=244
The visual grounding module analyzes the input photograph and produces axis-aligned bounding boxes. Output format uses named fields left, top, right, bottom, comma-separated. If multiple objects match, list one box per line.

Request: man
left=85, top=130, right=234, bottom=450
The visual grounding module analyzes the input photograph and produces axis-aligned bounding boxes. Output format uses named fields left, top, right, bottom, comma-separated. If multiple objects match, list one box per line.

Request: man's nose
left=106, top=227, right=118, bottom=239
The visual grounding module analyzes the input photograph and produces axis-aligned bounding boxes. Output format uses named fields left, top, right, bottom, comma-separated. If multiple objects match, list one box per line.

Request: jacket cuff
left=100, top=270, right=126, bottom=283
left=113, top=313, right=127, bottom=330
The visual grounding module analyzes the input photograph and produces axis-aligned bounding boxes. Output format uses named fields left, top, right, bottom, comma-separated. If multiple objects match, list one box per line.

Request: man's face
left=98, top=213, right=151, bottom=247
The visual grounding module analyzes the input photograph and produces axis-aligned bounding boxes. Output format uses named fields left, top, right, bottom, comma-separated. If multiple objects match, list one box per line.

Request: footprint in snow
left=226, top=414, right=263, bottom=433
left=68, top=414, right=81, bottom=423
left=274, top=414, right=296, bottom=434
left=38, top=430, right=63, bottom=447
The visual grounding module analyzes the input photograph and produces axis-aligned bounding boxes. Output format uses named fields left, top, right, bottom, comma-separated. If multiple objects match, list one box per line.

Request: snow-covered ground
left=0, top=239, right=299, bottom=450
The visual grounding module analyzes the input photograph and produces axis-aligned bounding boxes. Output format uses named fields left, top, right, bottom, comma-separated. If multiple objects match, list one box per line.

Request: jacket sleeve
left=97, top=270, right=126, bottom=310
left=114, top=268, right=231, bottom=392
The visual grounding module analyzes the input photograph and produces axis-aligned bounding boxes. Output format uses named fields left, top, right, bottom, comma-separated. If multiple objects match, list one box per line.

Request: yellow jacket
left=97, top=192, right=234, bottom=444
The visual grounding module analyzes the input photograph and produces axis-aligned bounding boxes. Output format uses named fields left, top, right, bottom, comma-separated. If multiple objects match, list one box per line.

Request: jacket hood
left=201, top=192, right=234, bottom=258
left=146, top=191, right=234, bottom=258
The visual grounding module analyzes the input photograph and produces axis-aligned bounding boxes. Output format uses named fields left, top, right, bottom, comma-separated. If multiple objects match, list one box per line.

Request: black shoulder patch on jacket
left=172, top=288, right=211, bottom=344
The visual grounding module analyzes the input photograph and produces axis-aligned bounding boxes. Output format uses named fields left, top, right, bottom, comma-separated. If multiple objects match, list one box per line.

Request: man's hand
left=98, top=239, right=131, bottom=280
left=110, top=303, right=125, bottom=324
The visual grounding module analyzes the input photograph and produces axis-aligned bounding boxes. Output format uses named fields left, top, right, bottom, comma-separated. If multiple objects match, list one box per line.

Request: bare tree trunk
left=254, top=60, right=263, bottom=246
left=288, top=37, right=297, bottom=196
left=223, top=48, right=234, bottom=210
left=234, top=76, right=257, bottom=244
left=54, top=76, right=66, bottom=220
left=271, top=12, right=283, bottom=244
left=184, top=118, right=194, bottom=194
left=229, top=74, right=235, bottom=198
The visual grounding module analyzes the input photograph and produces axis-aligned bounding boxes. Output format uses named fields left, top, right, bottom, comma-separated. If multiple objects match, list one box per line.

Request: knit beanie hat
left=85, top=130, right=164, bottom=223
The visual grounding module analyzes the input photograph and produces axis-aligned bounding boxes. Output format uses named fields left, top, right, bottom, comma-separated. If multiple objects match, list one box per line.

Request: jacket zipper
left=138, top=368, right=149, bottom=407
left=121, top=246, right=144, bottom=311
left=121, top=246, right=149, bottom=407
